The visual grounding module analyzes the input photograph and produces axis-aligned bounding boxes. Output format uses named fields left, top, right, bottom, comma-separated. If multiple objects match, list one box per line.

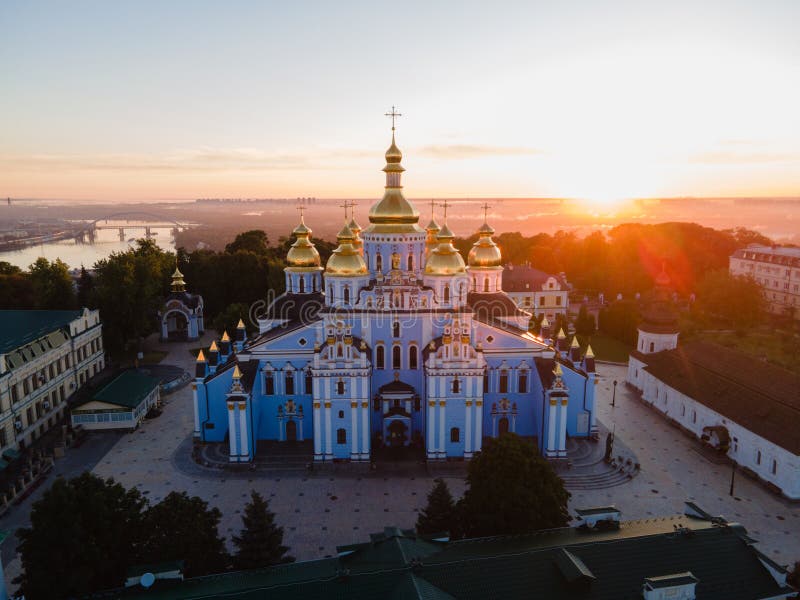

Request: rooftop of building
left=502, top=263, right=569, bottom=292
left=74, top=369, right=160, bottom=410
left=0, top=309, right=84, bottom=355
left=635, top=339, right=800, bottom=454
left=732, top=244, right=800, bottom=265
left=102, top=505, right=792, bottom=600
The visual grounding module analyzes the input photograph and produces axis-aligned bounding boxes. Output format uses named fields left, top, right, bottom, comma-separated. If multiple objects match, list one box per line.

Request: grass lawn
left=118, top=349, right=169, bottom=368
left=576, top=333, right=632, bottom=363
left=688, top=329, right=800, bottom=375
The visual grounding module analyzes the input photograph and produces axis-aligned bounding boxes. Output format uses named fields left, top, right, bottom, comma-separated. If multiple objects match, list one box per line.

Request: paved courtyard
left=3, top=337, right=798, bottom=590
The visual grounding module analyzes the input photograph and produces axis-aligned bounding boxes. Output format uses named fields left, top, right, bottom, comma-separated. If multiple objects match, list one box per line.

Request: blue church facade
left=192, top=127, right=598, bottom=463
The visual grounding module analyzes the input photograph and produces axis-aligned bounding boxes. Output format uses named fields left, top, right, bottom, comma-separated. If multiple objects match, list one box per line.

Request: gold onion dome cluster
left=325, top=222, right=368, bottom=276
left=368, top=133, right=420, bottom=228
left=425, top=223, right=466, bottom=275
left=286, top=218, right=321, bottom=268
left=468, top=221, right=502, bottom=267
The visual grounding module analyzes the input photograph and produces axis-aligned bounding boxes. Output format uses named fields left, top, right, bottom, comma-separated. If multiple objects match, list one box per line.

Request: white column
left=547, top=397, right=557, bottom=456
left=464, top=400, right=473, bottom=457
left=192, top=383, right=200, bottom=437
left=313, top=401, right=322, bottom=459
left=474, top=400, right=483, bottom=452
left=427, top=400, right=436, bottom=458
left=227, top=402, right=238, bottom=462
left=438, top=400, right=446, bottom=457
left=350, top=401, right=359, bottom=459
left=361, top=398, right=369, bottom=460
left=238, top=402, right=250, bottom=461
left=558, top=398, right=568, bottom=457
left=324, top=401, right=332, bottom=458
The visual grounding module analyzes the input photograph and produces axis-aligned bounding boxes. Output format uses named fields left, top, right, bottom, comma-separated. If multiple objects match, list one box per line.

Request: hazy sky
left=1, top=0, right=799, bottom=203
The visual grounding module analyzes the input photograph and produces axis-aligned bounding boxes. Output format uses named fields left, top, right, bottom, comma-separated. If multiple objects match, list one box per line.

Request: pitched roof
left=0, top=309, right=83, bottom=355
left=77, top=370, right=160, bottom=409
left=641, top=340, right=800, bottom=454
left=502, top=265, right=567, bottom=292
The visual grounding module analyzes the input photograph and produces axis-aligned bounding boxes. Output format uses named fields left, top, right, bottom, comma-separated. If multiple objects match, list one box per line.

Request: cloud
left=416, top=144, right=541, bottom=159
left=688, top=151, right=800, bottom=165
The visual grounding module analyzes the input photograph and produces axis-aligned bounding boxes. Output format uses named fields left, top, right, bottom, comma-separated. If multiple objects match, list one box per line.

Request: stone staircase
left=557, top=436, right=639, bottom=491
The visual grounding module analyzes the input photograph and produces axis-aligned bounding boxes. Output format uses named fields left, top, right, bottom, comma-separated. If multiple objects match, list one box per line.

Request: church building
left=192, top=120, right=598, bottom=463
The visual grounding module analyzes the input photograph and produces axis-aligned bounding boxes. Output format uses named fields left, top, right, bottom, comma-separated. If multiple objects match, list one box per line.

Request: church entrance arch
left=164, top=310, right=189, bottom=341
left=387, top=420, right=408, bottom=447
left=498, top=417, right=510, bottom=436
left=286, top=420, right=297, bottom=442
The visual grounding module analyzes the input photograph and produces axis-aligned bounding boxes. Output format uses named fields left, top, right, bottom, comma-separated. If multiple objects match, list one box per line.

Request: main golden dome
left=286, top=218, right=321, bottom=268
left=325, top=223, right=368, bottom=277
left=366, top=132, right=422, bottom=233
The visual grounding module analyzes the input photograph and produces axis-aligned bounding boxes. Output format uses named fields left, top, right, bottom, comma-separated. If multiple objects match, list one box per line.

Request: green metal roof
left=0, top=310, right=83, bottom=355
left=77, top=370, right=159, bottom=410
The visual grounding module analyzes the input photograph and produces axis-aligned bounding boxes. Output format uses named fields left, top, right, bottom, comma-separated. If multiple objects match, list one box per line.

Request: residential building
left=71, top=370, right=160, bottom=430
left=502, top=263, right=570, bottom=321
left=729, top=244, right=800, bottom=319
left=0, top=308, right=104, bottom=452
left=192, top=129, right=598, bottom=463
left=108, top=503, right=794, bottom=599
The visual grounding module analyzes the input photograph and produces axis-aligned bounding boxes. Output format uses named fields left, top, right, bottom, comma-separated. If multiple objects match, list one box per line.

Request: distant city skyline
left=1, top=0, right=799, bottom=204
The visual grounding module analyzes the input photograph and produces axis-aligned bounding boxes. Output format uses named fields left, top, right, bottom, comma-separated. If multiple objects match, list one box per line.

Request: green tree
left=76, top=264, right=95, bottom=308
left=416, top=478, right=458, bottom=536
left=225, top=229, right=270, bottom=255
left=232, top=491, right=294, bottom=571
left=28, top=257, right=76, bottom=309
left=458, top=434, right=570, bottom=538
left=15, top=473, right=147, bottom=599
left=139, top=491, right=229, bottom=577
left=574, top=304, right=596, bottom=336
left=695, top=269, right=765, bottom=328
left=0, top=261, right=21, bottom=275
left=213, top=302, right=252, bottom=337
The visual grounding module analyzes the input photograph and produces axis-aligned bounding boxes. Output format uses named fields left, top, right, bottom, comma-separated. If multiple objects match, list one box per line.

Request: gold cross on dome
left=347, top=200, right=357, bottom=219
left=296, top=204, right=306, bottom=220
left=338, top=202, right=350, bottom=221
left=439, top=199, right=451, bottom=222
left=385, top=105, right=402, bottom=131
left=481, top=202, right=491, bottom=222
left=429, top=199, right=436, bottom=219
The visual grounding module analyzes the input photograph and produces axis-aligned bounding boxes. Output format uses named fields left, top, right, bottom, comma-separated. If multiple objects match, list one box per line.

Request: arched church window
left=393, top=322, right=400, bottom=338
left=285, top=371, right=295, bottom=395
left=338, top=410, right=344, bottom=418
left=287, top=278, right=292, bottom=293
left=305, top=370, right=313, bottom=394
left=409, top=345, right=418, bottom=370
left=392, top=346, right=401, bottom=369
left=299, top=277, right=305, bottom=293
left=337, top=344, right=343, bottom=358
left=337, top=380, right=345, bottom=395
left=376, top=254, right=383, bottom=271
left=343, top=287, right=350, bottom=305
left=483, top=371, right=489, bottom=393
left=499, top=370, right=508, bottom=394
left=337, top=428, right=347, bottom=444
left=312, top=277, right=317, bottom=292
left=265, top=372, right=275, bottom=395
left=450, top=427, right=460, bottom=443
left=452, top=378, right=460, bottom=393
left=649, top=342, right=654, bottom=352
left=444, top=285, right=450, bottom=303
left=407, top=255, right=413, bottom=271
left=484, top=278, right=489, bottom=293
left=376, top=345, right=385, bottom=369
left=518, top=370, right=528, bottom=393
left=328, top=285, right=333, bottom=298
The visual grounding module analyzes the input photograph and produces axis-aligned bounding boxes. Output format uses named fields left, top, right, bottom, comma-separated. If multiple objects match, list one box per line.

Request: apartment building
left=0, top=308, right=104, bottom=452
left=729, top=244, right=800, bottom=319
left=502, top=263, right=570, bottom=320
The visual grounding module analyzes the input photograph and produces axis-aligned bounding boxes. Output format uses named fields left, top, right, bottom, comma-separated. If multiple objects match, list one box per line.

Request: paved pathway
left=3, top=340, right=798, bottom=591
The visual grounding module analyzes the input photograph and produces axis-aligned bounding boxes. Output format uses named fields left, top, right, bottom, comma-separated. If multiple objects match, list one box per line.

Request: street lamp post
left=611, top=380, right=618, bottom=408
left=729, top=459, right=736, bottom=497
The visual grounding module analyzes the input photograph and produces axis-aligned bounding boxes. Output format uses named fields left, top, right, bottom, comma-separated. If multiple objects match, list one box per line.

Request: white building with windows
left=729, top=244, right=800, bottom=320
left=71, top=369, right=159, bottom=430
left=503, top=264, right=570, bottom=321
left=0, top=308, right=104, bottom=453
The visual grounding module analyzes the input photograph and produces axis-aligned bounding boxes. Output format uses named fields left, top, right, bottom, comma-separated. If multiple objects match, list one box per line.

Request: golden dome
left=385, top=133, right=403, bottom=163
left=365, top=131, right=422, bottom=234
left=286, top=217, right=321, bottom=269
left=170, top=265, right=186, bottom=292
left=425, top=225, right=466, bottom=275
left=325, top=223, right=368, bottom=277
left=426, top=219, right=440, bottom=234
left=467, top=219, right=502, bottom=268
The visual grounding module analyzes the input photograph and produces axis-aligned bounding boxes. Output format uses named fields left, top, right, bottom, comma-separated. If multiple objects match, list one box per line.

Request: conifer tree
left=416, top=478, right=458, bottom=536
left=232, top=490, right=294, bottom=570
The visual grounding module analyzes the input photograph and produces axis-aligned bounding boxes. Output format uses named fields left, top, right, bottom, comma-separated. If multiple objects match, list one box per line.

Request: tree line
left=15, top=473, right=293, bottom=599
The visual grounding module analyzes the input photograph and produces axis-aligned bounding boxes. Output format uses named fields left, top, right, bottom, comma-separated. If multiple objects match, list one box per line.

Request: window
left=539, top=297, right=545, bottom=306
left=285, top=371, right=295, bottom=395
left=376, top=346, right=385, bottom=369
left=343, top=287, right=350, bottom=304
left=338, top=410, right=344, bottom=418
left=337, top=428, right=347, bottom=444
left=392, top=346, right=401, bottom=369
left=409, top=346, right=418, bottom=370
left=305, top=370, right=313, bottom=394
left=556, top=296, right=562, bottom=306
left=756, top=450, right=762, bottom=465
left=443, top=285, right=450, bottom=303
left=0, top=428, right=6, bottom=448
left=771, top=459, right=777, bottom=475
left=393, top=322, right=400, bottom=338
left=376, top=254, right=383, bottom=271
left=649, top=342, right=655, bottom=352
left=407, top=255, right=413, bottom=271
left=337, top=380, right=345, bottom=395
left=692, top=410, right=696, bottom=423
left=26, top=407, right=34, bottom=425
left=450, top=427, right=460, bottom=443
left=10, top=385, right=17, bottom=403
left=483, top=278, right=489, bottom=292
left=265, top=372, right=275, bottom=395
left=452, top=378, right=460, bottom=393
left=483, top=372, right=489, bottom=392
left=681, top=404, right=685, bottom=416
left=518, top=372, right=527, bottom=393
left=499, top=370, right=508, bottom=394
left=299, top=277, right=305, bottom=293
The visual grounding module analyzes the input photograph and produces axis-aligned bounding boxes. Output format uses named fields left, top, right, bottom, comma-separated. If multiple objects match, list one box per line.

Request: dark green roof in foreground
left=0, top=309, right=83, bottom=355
left=76, top=370, right=159, bottom=410
left=105, top=508, right=792, bottom=600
